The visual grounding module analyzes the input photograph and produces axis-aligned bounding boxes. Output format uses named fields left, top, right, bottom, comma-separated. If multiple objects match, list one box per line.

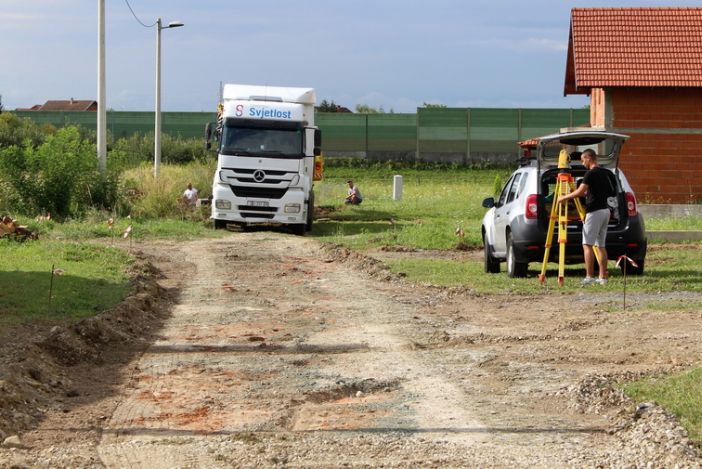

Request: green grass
left=312, top=166, right=702, bottom=294
left=647, top=216, right=702, bottom=231
left=314, top=166, right=510, bottom=249
left=624, top=368, right=702, bottom=444
left=44, top=216, right=223, bottom=241
left=382, top=244, right=702, bottom=294
left=0, top=239, right=133, bottom=323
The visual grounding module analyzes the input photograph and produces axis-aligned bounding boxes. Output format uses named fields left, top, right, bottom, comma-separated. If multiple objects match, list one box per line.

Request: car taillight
left=526, top=194, right=538, bottom=219
left=626, top=192, right=637, bottom=217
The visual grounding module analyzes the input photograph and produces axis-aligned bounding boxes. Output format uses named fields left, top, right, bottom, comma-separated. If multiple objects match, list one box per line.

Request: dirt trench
left=1, top=232, right=701, bottom=468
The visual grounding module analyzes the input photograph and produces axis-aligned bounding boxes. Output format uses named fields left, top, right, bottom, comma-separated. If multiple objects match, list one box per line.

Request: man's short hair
left=346, top=180, right=353, bottom=184
left=582, top=149, right=597, bottom=159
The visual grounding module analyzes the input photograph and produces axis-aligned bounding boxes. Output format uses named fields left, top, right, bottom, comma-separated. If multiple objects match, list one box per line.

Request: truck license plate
left=247, top=200, right=269, bottom=207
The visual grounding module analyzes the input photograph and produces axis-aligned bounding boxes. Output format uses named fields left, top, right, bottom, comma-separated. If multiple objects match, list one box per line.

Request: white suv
left=481, top=131, right=647, bottom=278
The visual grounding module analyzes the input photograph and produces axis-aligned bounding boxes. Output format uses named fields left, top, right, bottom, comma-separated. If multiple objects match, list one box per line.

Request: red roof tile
left=564, top=8, right=702, bottom=94
left=39, top=100, right=97, bottom=111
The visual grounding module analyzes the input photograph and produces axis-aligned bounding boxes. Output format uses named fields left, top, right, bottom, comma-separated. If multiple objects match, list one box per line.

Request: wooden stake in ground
left=616, top=255, right=639, bottom=311
left=48, top=265, right=65, bottom=311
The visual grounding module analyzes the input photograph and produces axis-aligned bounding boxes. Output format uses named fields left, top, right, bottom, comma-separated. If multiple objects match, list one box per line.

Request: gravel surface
left=1, top=232, right=700, bottom=468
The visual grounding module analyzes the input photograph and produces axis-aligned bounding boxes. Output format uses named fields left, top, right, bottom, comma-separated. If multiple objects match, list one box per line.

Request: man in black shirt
left=558, top=149, right=610, bottom=286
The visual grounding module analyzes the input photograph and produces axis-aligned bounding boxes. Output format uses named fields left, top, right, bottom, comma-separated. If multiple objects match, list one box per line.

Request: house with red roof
left=564, top=7, right=702, bottom=203
left=17, top=99, right=97, bottom=112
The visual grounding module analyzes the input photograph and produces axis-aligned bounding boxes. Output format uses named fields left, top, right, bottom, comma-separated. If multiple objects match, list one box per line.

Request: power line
left=123, top=0, right=157, bottom=28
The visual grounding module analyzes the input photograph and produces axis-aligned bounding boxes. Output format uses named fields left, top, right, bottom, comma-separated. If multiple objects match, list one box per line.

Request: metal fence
left=12, top=107, right=589, bottom=164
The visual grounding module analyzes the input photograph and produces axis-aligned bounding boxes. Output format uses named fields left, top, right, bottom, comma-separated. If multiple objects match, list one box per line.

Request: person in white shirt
left=182, top=182, right=199, bottom=207
left=344, top=179, right=363, bottom=205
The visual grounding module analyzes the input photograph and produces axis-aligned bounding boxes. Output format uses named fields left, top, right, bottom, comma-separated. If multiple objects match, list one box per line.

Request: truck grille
left=230, top=186, right=288, bottom=199
left=237, top=205, right=277, bottom=212
left=240, top=212, right=275, bottom=219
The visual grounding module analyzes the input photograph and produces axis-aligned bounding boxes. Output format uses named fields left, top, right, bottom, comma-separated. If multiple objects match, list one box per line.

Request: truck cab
left=208, top=84, right=321, bottom=235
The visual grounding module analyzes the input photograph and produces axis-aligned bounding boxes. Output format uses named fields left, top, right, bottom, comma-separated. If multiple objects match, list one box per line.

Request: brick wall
left=598, top=88, right=702, bottom=203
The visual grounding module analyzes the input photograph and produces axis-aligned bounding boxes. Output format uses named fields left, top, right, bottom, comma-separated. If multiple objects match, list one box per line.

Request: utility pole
left=97, top=0, right=107, bottom=172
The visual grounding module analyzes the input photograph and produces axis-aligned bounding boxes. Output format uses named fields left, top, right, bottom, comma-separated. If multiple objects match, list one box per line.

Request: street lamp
left=154, top=18, right=184, bottom=177
left=97, top=0, right=106, bottom=173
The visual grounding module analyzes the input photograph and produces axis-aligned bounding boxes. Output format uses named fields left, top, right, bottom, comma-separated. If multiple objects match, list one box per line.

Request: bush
left=0, top=113, right=55, bottom=148
left=108, top=133, right=213, bottom=169
left=0, top=126, right=118, bottom=218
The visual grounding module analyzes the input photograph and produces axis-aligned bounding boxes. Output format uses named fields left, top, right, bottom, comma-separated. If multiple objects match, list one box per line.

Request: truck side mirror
left=314, top=128, right=322, bottom=146
left=313, top=128, right=322, bottom=156
left=205, top=122, right=213, bottom=150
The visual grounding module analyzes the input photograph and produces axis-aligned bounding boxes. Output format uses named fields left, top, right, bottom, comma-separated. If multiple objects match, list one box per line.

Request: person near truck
left=345, top=180, right=363, bottom=205
left=557, top=149, right=610, bottom=286
left=182, top=182, right=199, bottom=208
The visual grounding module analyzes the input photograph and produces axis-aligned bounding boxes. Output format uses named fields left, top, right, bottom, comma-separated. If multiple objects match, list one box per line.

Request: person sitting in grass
left=182, top=182, right=199, bottom=208
left=344, top=179, right=363, bottom=205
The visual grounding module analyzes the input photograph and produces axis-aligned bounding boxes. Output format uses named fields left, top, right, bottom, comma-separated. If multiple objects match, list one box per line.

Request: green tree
left=0, top=126, right=115, bottom=217
left=422, top=102, right=447, bottom=108
left=355, top=104, right=385, bottom=114
left=0, top=112, right=55, bottom=148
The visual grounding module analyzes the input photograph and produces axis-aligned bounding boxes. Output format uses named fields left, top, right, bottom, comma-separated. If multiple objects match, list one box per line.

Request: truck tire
left=214, top=219, right=228, bottom=230
left=305, top=192, right=315, bottom=232
left=291, top=224, right=306, bottom=236
left=506, top=233, right=528, bottom=278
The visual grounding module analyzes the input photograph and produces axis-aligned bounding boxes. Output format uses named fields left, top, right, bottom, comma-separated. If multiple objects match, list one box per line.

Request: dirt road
left=2, top=232, right=701, bottom=467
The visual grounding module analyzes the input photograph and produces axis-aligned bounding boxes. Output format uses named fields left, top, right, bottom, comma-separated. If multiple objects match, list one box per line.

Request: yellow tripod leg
left=539, top=180, right=561, bottom=283
left=557, top=182, right=569, bottom=287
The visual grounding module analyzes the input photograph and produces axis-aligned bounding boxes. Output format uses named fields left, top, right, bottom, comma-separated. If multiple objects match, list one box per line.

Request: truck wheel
left=506, top=233, right=528, bottom=278
left=291, top=224, right=306, bottom=236
left=620, top=258, right=644, bottom=276
left=483, top=237, right=500, bottom=274
left=305, top=192, right=315, bottom=232
left=214, top=219, right=227, bottom=230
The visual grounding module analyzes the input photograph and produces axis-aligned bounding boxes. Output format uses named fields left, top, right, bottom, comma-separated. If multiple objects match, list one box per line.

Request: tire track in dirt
left=97, top=233, right=489, bottom=468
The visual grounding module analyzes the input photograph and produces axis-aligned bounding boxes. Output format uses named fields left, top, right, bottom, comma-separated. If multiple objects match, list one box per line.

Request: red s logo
left=235, top=104, right=244, bottom=117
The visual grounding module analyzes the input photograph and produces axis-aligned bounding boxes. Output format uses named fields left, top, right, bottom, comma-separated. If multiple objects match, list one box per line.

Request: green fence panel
left=367, top=114, right=416, bottom=151
left=418, top=108, right=468, bottom=153
left=468, top=108, right=520, bottom=154
left=316, top=113, right=367, bottom=152
left=10, top=108, right=591, bottom=161
left=162, top=112, right=214, bottom=139
left=13, top=111, right=67, bottom=127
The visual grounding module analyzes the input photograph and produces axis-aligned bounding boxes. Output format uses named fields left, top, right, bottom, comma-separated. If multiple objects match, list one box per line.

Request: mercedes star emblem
left=253, top=170, right=266, bottom=182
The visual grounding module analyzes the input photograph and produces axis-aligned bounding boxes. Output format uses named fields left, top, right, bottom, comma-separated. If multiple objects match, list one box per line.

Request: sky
left=0, top=0, right=697, bottom=113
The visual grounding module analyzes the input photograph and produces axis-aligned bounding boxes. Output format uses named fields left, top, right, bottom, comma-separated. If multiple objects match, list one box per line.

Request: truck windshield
left=221, top=120, right=303, bottom=158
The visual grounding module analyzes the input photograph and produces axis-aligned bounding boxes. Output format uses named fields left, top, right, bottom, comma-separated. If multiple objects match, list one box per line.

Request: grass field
left=313, top=166, right=702, bottom=295
left=624, top=369, right=702, bottom=443
left=0, top=239, right=132, bottom=323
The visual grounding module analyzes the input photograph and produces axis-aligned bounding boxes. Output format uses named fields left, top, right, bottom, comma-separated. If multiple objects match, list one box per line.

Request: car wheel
left=506, top=233, right=528, bottom=278
left=620, top=258, right=644, bottom=276
left=483, top=237, right=500, bottom=274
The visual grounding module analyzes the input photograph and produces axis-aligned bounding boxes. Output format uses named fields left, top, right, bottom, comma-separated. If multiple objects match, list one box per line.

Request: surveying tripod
left=538, top=149, right=600, bottom=286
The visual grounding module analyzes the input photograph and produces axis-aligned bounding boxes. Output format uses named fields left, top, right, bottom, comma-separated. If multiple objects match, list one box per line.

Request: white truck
left=206, top=84, right=322, bottom=235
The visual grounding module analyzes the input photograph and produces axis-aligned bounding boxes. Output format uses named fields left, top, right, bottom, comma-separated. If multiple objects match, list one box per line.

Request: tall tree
left=355, top=104, right=385, bottom=114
